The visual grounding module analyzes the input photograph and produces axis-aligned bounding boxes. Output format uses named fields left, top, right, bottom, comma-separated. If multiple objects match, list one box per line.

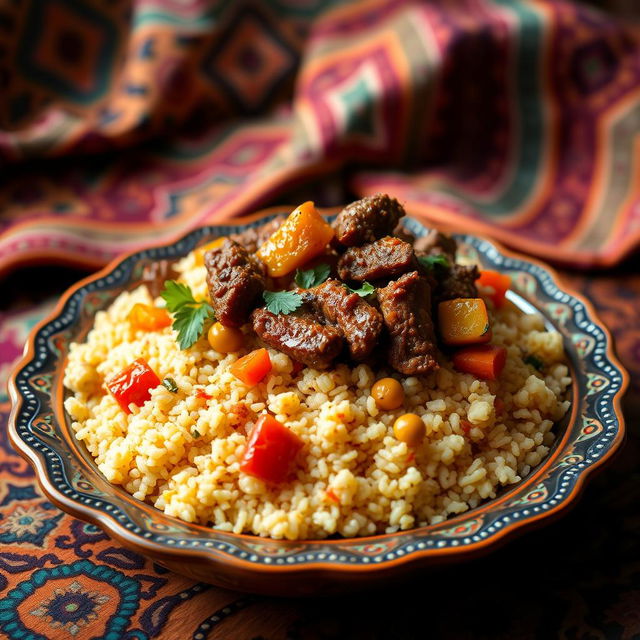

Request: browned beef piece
left=305, top=279, right=383, bottom=361
left=413, top=230, right=457, bottom=259
left=333, top=194, right=405, bottom=247
left=378, top=271, right=439, bottom=375
left=393, top=224, right=416, bottom=245
left=337, top=236, right=417, bottom=283
left=205, top=240, right=265, bottom=328
left=433, top=264, right=480, bottom=303
left=229, top=216, right=285, bottom=253
left=251, top=308, right=343, bottom=369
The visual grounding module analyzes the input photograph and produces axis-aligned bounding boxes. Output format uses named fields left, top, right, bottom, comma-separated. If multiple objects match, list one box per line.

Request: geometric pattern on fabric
left=2, top=0, right=640, bottom=272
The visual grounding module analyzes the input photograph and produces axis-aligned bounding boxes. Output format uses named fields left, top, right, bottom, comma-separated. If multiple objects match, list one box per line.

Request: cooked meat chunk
left=378, top=271, right=439, bottom=375
left=229, top=216, right=285, bottom=253
left=393, top=224, right=415, bottom=245
left=434, top=264, right=480, bottom=303
left=305, top=279, right=383, bottom=361
left=333, top=194, right=405, bottom=247
left=414, top=230, right=457, bottom=260
left=337, top=236, right=417, bottom=283
left=205, top=240, right=265, bottom=328
left=251, top=308, right=343, bottom=369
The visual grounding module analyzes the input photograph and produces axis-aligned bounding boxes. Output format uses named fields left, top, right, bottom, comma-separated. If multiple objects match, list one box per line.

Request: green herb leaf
left=524, top=354, right=544, bottom=371
left=263, top=290, right=303, bottom=315
left=418, top=254, right=450, bottom=272
left=192, top=429, right=201, bottom=439
left=162, top=377, right=178, bottom=393
left=160, top=280, right=215, bottom=350
left=294, top=263, right=331, bottom=289
left=346, top=282, right=376, bottom=298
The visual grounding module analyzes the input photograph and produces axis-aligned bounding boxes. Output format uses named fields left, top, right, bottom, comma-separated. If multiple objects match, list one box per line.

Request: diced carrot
left=256, top=202, right=334, bottom=277
left=452, top=344, right=507, bottom=380
left=128, top=303, right=171, bottom=332
left=477, top=270, right=511, bottom=308
left=438, top=298, right=491, bottom=346
left=230, top=348, right=272, bottom=386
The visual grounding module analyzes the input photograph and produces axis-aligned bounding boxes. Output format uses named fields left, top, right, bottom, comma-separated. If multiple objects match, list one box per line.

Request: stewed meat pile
left=204, top=194, right=479, bottom=374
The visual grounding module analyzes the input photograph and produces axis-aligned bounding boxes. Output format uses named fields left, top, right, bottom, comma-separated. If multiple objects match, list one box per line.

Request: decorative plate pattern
left=8, top=213, right=628, bottom=593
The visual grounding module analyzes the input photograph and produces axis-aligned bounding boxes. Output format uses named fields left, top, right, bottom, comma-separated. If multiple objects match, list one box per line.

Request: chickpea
left=393, top=413, right=426, bottom=447
left=371, top=377, right=404, bottom=410
left=207, top=322, right=244, bottom=353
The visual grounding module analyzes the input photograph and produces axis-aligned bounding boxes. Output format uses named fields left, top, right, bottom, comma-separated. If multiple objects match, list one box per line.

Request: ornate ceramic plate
left=9, top=210, right=628, bottom=595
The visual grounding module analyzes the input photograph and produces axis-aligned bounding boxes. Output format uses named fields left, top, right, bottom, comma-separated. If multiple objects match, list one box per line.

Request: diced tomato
left=452, top=344, right=507, bottom=380
left=460, top=419, right=473, bottom=434
left=325, top=488, right=340, bottom=504
left=128, top=303, right=171, bottom=332
left=195, top=388, right=212, bottom=401
left=107, top=358, right=161, bottom=414
left=476, top=270, right=511, bottom=308
left=230, top=348, right=272, bottom=386
left=240, top=414, right=303, bottom=484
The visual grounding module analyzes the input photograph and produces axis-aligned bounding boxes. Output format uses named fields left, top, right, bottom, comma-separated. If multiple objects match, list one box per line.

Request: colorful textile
left=1, top=0, right=640, bottom=274
left=2, top=1, right=640, bottom=638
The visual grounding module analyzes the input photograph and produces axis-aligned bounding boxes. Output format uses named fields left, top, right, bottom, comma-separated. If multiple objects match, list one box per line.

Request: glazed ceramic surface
left=9, top=212, right=628, bottom=595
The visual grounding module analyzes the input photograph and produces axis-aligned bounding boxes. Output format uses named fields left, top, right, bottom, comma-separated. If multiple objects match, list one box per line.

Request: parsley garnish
left=346, top=282, right=375, bottom=298
left=524, top=354, right=544, bottom=371
left=162, top=377, right=178, bottom=393
left=418, top=254, right=450, bottom=272
left=263, top=290, right=303, bottom=315
left=161, top=280, right=214, bottom=350
left=294, top=263, right=330, bottom=289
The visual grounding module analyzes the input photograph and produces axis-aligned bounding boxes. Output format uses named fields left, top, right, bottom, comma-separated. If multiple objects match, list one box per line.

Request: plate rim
left=8, top=207, right=629, bottom=576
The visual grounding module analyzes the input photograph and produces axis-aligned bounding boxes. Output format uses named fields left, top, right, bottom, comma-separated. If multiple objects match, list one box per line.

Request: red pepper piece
left=240, top=414, right=303, bottom=484
left=107, top=358, right=161, bottom=414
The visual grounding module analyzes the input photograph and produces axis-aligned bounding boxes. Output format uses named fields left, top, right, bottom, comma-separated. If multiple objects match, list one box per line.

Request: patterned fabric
left=2, top=1, right=640, bottom=638
left=1, top=0, right=640, bottom=273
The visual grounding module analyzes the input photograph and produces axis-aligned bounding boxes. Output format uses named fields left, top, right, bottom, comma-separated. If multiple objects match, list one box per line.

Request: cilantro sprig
left=263, top=290, right=303, bottom=315
left=161, top=280, right=214, bottom=350
left=418, top=254, right=450, bottom=273
left=294, top=263, right=330, bottom=289
left=346, top=281, right=376, bottom=298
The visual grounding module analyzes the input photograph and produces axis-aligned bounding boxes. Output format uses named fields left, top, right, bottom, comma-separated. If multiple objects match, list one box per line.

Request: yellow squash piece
left=438, top=298, right=491, bottom=346
left=256, top=201, right=334, bottom=277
